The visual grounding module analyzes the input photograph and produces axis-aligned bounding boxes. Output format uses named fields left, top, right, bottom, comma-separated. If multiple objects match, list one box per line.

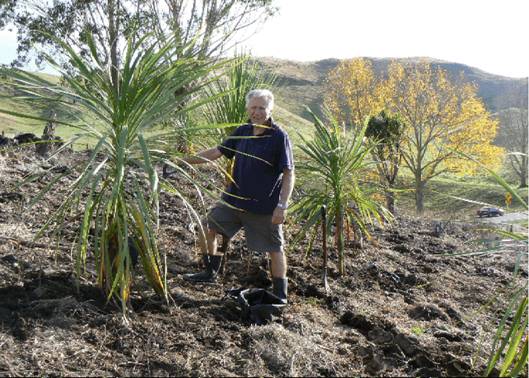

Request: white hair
left=245, top=89, right=274, bottom=112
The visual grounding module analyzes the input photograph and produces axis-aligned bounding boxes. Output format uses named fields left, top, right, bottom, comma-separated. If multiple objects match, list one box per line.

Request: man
left=179, top=89, right=294, bottom=304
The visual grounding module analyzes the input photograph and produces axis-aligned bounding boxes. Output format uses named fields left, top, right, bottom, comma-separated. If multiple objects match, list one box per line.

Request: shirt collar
left=247, top=117, right=277, bottom=134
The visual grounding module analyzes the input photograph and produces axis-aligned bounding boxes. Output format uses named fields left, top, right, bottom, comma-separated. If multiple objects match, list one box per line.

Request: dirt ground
left=0, top=147, right=526, bottom=376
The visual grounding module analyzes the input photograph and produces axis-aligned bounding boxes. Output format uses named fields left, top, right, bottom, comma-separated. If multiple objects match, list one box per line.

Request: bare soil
left=0, top=147, right=526, bottom=376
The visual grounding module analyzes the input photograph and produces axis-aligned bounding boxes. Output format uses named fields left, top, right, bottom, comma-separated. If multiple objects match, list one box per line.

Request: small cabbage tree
left=483, top=210, right=527, bottom=376
left=0, top=33, right=223, bottom=314
left=292, top=109, right=391, bottom=275
left=199, top=54, right=276, bottom=183
left=202, top=54, right=276, bottom=130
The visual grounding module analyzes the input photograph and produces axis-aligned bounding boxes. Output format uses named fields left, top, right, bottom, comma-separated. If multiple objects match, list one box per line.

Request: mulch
left=0, top=147, right=526, bottom=376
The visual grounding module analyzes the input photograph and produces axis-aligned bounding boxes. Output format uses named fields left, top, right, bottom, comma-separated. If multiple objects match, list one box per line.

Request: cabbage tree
left=292, top=109, right=391, bottom=275
left=0, top=33, right=224, bottom=314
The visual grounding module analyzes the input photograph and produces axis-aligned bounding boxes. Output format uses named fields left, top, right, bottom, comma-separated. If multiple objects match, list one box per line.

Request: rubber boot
left=272, top=277, right=288, bottom=304
left=183, top=255, right=222, bottom=283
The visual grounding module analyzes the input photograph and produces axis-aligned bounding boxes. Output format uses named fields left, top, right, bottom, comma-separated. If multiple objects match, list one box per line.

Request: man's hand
left=272, top=207, right=287, bottom=225
left=162, top=160, right=186, bottom=178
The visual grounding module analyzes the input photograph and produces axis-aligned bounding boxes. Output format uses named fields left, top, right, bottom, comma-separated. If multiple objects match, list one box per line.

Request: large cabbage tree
left=0, top=33, right=225, bottom=314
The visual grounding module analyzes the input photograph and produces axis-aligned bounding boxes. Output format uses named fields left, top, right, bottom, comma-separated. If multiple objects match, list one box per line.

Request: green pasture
left=395, top=173, right=528, bottom=219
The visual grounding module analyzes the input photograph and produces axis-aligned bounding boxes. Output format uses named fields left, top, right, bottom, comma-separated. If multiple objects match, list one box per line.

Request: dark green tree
left=1, top=0, right=277, bottom=151
left=365, top=110, right=406, bottom=215
left=494, top=84, right=528, bottom=188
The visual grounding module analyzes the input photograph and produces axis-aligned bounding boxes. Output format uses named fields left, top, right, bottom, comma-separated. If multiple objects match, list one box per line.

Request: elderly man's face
left=247, top=96, right=271, bottom=125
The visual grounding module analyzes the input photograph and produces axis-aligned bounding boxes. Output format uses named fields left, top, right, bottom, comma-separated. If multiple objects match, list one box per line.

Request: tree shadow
left=0, top=270, right=108, bottom=341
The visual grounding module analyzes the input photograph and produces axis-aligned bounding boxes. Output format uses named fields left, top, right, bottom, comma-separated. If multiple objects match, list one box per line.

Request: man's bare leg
left=184, top=227, right=223, bottom=282
left=198, top=227, right=219, bottom=256
left=269, top=251, right=287, bottom=278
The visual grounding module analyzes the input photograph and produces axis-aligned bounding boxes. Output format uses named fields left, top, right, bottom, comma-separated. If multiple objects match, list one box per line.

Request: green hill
left=0, top=71, right=62, bottom=137
left=272, top=104, right=314, bottom=147
left=1, top=64, right=526, bottom=218
left=0, top=68, right=315, bottom=151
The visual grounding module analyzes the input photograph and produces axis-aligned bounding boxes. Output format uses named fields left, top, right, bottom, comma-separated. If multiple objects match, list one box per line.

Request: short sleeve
left=277, top=131, right=294, bottom=174
left=218, top=126, right=242, bottom=159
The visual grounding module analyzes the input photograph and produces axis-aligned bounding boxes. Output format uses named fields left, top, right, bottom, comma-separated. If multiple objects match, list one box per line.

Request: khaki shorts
left=205, top=203, right=284, bottom=253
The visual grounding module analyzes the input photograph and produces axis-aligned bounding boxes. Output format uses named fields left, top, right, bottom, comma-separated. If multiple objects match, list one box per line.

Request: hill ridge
left=255, top=55, right=527, bottom=80
left=254, top=56, right=528, bottom=122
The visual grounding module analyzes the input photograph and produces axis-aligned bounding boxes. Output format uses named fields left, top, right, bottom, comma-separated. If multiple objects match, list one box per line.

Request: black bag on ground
left=226, top=288, right=286, bottom=325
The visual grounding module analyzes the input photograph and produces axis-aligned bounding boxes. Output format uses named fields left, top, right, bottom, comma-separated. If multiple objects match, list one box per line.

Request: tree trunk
left=520, top=158, right=528, bottom=188
left=36, top=116, right=56, bottom=157
left=520, top=125, right=528, bottom=188
left=335, top=205, right=345, bottom=275
left=415, top=179, right=425, bottom=215
left=385, top=190, right=395, bottom=215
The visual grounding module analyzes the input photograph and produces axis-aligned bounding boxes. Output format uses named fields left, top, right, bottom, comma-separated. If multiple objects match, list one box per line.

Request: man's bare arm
left=272, top=168, right=295, bottom=225
left=182, top=147, right=223, bottom=165
left=279, top=168, right=295, bottom=206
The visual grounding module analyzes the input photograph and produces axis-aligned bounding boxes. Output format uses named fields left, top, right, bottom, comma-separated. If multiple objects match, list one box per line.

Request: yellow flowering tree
left=380, top=60, right=504, bottom=214
left=324, top=58, right=381, bottom=128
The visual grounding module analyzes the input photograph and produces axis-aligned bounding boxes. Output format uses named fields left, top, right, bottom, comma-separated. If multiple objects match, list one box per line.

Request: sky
left=0, top=0, right=527, bottom=78
left=238, top=0, right=528, bottom=78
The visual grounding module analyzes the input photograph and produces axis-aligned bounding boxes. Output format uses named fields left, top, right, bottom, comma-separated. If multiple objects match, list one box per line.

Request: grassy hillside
left=0, top=71, right=77, bottom=141
left=273, top=104, right=314, bottom=149
left=395, top=174, right=528, bottom=219
left=0, top=70, right=315, bottom=152
left=0, top=97, right=44, bottom=134
left=3, top=58, right=526, bottom=142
